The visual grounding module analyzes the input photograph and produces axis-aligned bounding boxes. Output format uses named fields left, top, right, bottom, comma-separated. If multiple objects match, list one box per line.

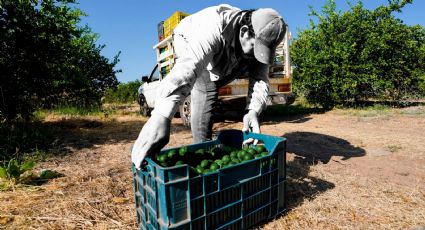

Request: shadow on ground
left=261, top=105, right=327, bottom=124
left=42, top=117, right=191, bottom=154
left=257, top=132, right=365, bottom=228
left=282, top=132, right=365, bottom=210
left=213, top=104, right=327, bottom=125
left=284, top=157, right=336, bottom=211
left=256, top=158, right=336, bottom=229
left=283, top=131, right=366, bottom=164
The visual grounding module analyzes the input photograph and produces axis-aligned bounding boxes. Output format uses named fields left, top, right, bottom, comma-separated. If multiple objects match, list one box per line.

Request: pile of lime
left=154, top=144, right=269, bottom=174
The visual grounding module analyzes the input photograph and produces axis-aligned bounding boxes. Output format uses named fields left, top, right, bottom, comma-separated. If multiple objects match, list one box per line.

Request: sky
left=76, top=0, right=425, bottom=83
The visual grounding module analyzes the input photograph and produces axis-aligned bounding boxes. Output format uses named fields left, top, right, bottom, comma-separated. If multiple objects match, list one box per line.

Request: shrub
left=103, top=80, right=142, bottom=103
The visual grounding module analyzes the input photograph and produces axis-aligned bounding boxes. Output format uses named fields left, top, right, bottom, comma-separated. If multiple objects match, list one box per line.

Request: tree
left=0, top=0, right=120, bottom=121
left=291, top=0, right=425, bottom=108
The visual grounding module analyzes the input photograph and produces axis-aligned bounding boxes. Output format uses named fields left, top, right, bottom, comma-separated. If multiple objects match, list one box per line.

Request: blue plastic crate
left=132, top=129, right=286, bottom=230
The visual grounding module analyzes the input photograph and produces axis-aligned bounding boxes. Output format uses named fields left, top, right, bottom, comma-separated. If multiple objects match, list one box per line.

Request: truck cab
left=137, top=64, right=160, bottom=117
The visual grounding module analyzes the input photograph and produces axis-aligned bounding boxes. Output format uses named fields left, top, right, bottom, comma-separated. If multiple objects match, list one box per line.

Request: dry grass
left=0, top=142, right=136, bottom=229
left=1, top=104, right=424, bottom=229
left=261, top=156, right=425, bottom=230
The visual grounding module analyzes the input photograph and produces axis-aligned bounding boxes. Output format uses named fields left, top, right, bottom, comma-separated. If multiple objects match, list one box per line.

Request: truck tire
left=139, top=94, right=150, bottom=117
left=285, top=93, right=296, bottom=105
left=179, top=96, right=191, bottom=127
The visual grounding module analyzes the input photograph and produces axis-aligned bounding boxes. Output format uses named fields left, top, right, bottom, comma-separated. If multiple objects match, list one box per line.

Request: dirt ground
left=0, top=105, right=424, bottom=229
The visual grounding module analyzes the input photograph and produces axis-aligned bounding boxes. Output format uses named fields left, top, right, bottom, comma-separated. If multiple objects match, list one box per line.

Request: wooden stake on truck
left=138, top=12, right=295, bottom=125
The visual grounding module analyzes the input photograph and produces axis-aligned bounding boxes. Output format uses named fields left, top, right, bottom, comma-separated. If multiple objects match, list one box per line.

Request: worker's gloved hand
left=132, top=113, right=171, bottom=169
left=242, top=109, right=260, bottom=146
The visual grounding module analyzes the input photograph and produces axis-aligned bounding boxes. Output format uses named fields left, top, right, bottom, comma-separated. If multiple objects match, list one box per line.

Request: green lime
left=200, top=159, right=210, bottom=168
left=167, top=149, right=177, bottom=159
left=243, top=154, right=254, bottom=161
left=160, top=162, right=169, bottom=167
left=196, top=167, right=204, bottom=174
left=237, top=150, right=245, bottom=160
left=232, top=159, right=240, bottom=164
left=158, top=154, right=168, bottom=163
left=214, top=159, right=223, bottom=167
left=210, top=163, right=219, bottom=171
left=254, top=154, right=262, bottom=158
left=175, top=160, right=184, bottom=166
left=247, top=148, right=257, bottom=155
left=255, top=145, right=267, bottom=154
left=261, top=152, right=269, bottom=157
left=203, top=169, right=212, bottom=174
left=230, top=151, right=237, bottom=159
left=222, top=155, right=231, bottom=163
left=179, top=147, right=188, bottom=157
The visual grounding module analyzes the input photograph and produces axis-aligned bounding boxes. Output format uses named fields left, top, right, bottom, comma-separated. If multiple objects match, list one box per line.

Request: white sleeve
left=246, top=62, right=269, bottom=115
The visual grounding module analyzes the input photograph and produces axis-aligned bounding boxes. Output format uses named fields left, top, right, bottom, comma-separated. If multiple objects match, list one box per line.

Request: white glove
left=132, top=113, right=171, bottom=169
left=242, top=109, right=260, bottom=146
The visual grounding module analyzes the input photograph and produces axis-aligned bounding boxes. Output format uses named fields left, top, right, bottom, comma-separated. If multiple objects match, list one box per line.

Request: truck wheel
left=286, top=93, right=296, bottom=105
left=139, top=94, right=150, bottom=117
left=179, top=96, right=191, bottom=127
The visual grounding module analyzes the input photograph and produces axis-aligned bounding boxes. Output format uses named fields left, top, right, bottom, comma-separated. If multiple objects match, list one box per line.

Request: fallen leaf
left=111, top=197, right=128, bottom=204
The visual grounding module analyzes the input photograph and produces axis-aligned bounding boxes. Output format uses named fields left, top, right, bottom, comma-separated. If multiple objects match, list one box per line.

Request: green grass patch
left=34, top=103, right=140, bottom=120
left=35, top=106, right=103, bottom=117
left=399, top=107, right=425, bottom=116
left=337, top=104, right=392, bottom=117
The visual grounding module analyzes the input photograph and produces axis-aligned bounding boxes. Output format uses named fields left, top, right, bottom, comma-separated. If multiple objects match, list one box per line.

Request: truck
left=138, top=11, right=295, bottom=126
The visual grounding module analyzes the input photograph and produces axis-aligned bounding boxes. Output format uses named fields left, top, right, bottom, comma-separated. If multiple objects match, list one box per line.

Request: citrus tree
left=0, top=0, right=120, bottom=121
left=291, top=0, right=425, bottom=108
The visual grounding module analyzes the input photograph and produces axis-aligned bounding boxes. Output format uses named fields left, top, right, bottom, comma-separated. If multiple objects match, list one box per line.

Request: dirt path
left=0, top=106, right=424, bottom=229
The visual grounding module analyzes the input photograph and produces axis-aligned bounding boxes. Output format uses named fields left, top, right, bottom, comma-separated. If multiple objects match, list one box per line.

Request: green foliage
left=39, top=169, right=64, bottom=180
left=103, top=80, right=142, bottom=103
left=0, top=121, right=53, bottom=163
left=0, top=158, right=35, bottom=181
left=291, top=0, right=425, bottom=108
left=0, top=0, right=120, bottom=121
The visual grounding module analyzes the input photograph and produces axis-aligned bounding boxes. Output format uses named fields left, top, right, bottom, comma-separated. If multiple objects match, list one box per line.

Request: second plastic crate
left=163, top=11, right=190, bottom=38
